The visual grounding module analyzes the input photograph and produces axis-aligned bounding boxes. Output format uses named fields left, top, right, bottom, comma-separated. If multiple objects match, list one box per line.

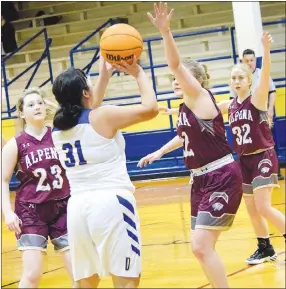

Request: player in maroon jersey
left=218, top=32, right=285, bottom=264
left=1, top=88, right=75, bottom=288
left=138, top=3, right=243, bottom=288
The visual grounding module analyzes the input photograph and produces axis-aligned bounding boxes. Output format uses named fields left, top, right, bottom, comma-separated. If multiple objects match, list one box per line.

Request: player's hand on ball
left=4, top=211, right=22, bottom=233
left=147, top=2, right=174, bottom=32
left=99, top=55, right=114, bottom=78
left=261, top=31, right=273, bottom=49
left=112, top=56, right=142, bottom=78
left=137, top=150, right=164, bottom=168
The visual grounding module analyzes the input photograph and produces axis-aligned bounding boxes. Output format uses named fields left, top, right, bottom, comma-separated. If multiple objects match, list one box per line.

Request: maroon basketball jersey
left=228, top=96, right=274, bottom=155
left=15, top=127, right=70, bottom=204
left=176, top=90, right=232, bottom=169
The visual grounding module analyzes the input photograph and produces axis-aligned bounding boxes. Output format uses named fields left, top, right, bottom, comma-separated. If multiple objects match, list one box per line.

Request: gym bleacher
left=2, top=1, right=285, bottom=186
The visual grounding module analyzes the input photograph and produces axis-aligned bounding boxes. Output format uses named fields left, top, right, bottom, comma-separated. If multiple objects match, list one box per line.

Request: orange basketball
left=100, top=24, right=143, bottom=65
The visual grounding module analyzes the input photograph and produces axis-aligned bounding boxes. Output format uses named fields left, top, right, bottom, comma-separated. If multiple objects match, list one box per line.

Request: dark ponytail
left=52, top=67, right=89, bottom=130
left=53, top=104, right=83, bottom=130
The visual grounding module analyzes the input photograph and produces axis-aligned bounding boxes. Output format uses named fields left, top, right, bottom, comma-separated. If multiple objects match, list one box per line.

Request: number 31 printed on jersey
left=62, top=140, right=87, bottom=167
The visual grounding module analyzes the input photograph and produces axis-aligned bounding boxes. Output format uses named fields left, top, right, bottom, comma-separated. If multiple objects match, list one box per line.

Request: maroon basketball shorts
left=190, top=154, right=243, bottom=231
left=14, top=197, right=69, bottom=252
left=239, top=148, right=280, bottom=195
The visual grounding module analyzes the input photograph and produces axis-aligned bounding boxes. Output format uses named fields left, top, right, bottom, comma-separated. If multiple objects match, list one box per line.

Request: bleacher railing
left=69, top=19, right=112, bottom=72
left=69, top=17, right=286, bottom=172
left=1, top=28, right=53, bottom=119
left=70, top=19, right=286, bottom=106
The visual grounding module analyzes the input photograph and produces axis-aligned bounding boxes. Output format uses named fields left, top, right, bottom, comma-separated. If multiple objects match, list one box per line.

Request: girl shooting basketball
left=52, top=58, right=158, bottom=288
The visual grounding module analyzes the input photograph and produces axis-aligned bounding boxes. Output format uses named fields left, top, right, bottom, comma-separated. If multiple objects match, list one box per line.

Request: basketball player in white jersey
left=52, top=57, right=158, bottom=288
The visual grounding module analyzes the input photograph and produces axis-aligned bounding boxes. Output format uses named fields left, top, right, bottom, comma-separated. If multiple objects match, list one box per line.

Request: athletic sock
left=257, top=237, right=270, bottom=250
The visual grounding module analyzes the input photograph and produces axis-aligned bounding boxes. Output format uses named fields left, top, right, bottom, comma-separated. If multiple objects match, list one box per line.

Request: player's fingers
left=14, top=219, right=22, bottom=233
left=158, top=106, right=167, bottom=111
left=112, top=64, right=125, bottom=72
left=163, top=2, right=168, bottom=15
left=147, top=12, right=155, bottom=23
left=131, top=55, right=137, bottom=66
left=154, top=3, right=160, bottom=15
left=105, top=61, right=113, bottom=71
left=159, top=2, right=164, bottom=14
left=120, top=60, right=130, bottom=69
left=168, top=8, right=174, bottom=19
left=137, top=160, right=143, bottom=168
left=112, top=63, right=120, bottom=70
left=15, top=224, right=21, bottom=233
left=149, top=155, right=159, bottom=164
left=137, top=157, right=148, bottom=168
left=143, top=156, right=153, bottom=166
left=8, top=224, right=16, bottom=232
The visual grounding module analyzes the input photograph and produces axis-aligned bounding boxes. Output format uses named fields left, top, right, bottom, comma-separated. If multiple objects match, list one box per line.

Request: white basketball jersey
left=52, top=109, right=135, bottom=195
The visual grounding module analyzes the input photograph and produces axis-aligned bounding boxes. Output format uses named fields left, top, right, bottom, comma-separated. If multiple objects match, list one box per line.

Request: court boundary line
left=2, top=249, right=284, bottom=287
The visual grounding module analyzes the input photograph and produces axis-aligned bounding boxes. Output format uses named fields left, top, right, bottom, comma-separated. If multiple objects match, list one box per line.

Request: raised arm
left=92, top=56, right=113, bottom=108
left=90, top=58, right=159, bottom=138
left=267, top=77, right=276, bottom=125
left=251, top=32, right=273, bottom=111
left=148, top=2, right=203, bottom=99
left=2, top=138, right=22, bottom=233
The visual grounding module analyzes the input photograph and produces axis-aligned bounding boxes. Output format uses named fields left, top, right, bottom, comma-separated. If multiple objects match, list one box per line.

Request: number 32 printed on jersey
left=232, top=124, right=252, bottom=145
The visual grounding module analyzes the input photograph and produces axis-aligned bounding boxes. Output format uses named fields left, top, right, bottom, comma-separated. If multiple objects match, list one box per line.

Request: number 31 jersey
left=52, top=109, right=135, bottom=195
left=15, top=127, right=70, bottom=204
left=228, top=96, right=274, bottom=155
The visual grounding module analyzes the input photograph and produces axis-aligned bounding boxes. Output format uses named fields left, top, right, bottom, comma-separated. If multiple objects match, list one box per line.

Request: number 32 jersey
left=228, top=96, right=274, bottom=155
left=15, top=127, right=70, bottom=204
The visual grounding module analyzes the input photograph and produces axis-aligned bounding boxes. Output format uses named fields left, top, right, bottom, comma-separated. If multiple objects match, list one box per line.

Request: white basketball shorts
left=67, top=189, right=141, bottom=281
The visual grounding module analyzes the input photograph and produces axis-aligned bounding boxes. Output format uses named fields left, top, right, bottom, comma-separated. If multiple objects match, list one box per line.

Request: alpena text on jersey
left=228, top=96, right=274, bottom=155
left=15, top=127, right=70, bottom=204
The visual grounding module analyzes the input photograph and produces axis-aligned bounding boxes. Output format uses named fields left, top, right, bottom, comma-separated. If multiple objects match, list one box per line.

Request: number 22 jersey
left=15, top=127, right=70, bottom=204
left=228, top=96, right=274, bottom=155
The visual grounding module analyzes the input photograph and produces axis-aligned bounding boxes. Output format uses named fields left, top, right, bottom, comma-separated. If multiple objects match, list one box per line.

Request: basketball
left=100, top=23, right=143, bottom=65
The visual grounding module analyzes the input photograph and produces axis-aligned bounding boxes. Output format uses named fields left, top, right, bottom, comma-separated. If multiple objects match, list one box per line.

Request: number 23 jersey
left=228, top=96, right=274, bottom=155
left=15, top=127, right=70, bottom=204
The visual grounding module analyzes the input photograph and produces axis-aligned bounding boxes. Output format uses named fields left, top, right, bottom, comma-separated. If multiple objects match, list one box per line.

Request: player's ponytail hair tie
left=62, top=103, right=82, bottom=116
left=52, top=67, right=89, bottom=130
left=53, top=103, right=83, bottom=130
left=62, top=103, right=83, bottom=123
